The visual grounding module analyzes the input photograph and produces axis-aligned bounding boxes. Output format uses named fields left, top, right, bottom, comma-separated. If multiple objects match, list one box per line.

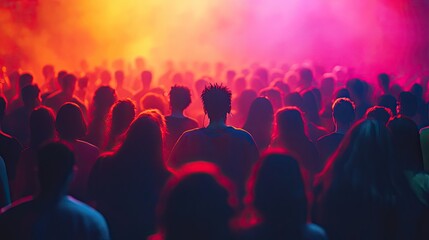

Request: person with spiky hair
left=169, top=83, right=259, bottom=200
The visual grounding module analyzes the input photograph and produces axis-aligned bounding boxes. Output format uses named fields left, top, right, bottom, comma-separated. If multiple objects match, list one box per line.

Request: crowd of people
left=0, top=59, right=428, bottom=240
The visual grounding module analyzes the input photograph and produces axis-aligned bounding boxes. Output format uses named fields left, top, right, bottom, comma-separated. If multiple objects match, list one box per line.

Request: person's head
left=201, top=83, right=232, bottom=122
left=21, top=84, right=41, bottom=108
left=158, top=161, right=235, bottom=240
left=37, top=142, right=75, bottom=196
left=398, top=91, right=418, bottom=118
left=274, top=107, right=307, bottom=142
left=298, top=67, right=313, bottom=89
left=140, top=93, right=167, bottom=114
left=19, top=73, right=34, bottom=90
left=378, top=94, right=397, bottom=116
left=332, top=98, right=355, bottom=127
left=320, top=120, right=395, bottom=196
left=56, top=103, right=87, bottom=140
left=334, top=87, right=350, bottom=100
left=169, top=85, right=192, bottom=112
left=410, top=83, right=423, bottom=100
left=244, top=97, right=274, bottom=127
left=259, top=87, right=282, bottom=112
left=301, top=90, right=320, bottom=124
left=346, top=78, right=368, bottom=101
left=387, top=116, right=423, bottom=171
left=365, top=106, right=392, bottom=125
left=30, top=106, right=56, bottom=148
left=109, top=99, right=136, bottom=136
left=320, top=74, right=335, bottom=100
left=141, top=70, right=152, bottom=89
left=114, top=70, right=125, bottom=87
left=247, top=152, right=306, bottom=228
left=60, top=74, right=77, bottom=95
left=77, top=76, right=88, bottom=90
left=283, top=92, right=303, bottom=109
left=91, top=86, right=117, bottom=116
left=0, top=96, right=6, bottom=121
left=100, top=70, right=112, bottom=86
left=42, top=65, right=55, bottom=79
left=117, top=110, right=165, bottom=163
left=378, top=73, right=390, bottom=92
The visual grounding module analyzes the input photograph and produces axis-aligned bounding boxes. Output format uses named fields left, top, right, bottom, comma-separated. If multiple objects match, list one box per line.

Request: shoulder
left=62, top=197, right=106, bottom=221
left=303, top=223, right=328, bottom=240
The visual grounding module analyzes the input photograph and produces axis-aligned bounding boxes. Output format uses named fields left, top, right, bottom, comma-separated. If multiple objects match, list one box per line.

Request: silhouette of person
left=313, top=120, right=411, bottom=240
left=43, top=74, right=87, bottom=116
left=8, top=73, right=33, bottom=113
left=301, top=90, right=328, bottom=142
left=4, top=84, right=40, bottom=146
left=0, top=156, right=10, bottom=208
left=165, top=85, right=198, bottom=155
left=0, top=96, right=23, bottom=182
left=140, top=92, right=168, bottom=115
left=41, top=64, right=56, bottom=93
left=241, top=152, right=327, bottom=240
left=243, top=97, right=274, bottom=152
left=0, top=142, right=110, bottom=240
left=104, top=99, right=136, bottom=151
left=169, top=84, right=259, bottom=200
left=378, top=94, right=397, bottom=116
left=317, top=98, right=355, bottom=164
left=365, top=106, right=392, bottom=125
left=114, top=70, right=133, bottom=99
left=346, top=78, right=372, bottom=120
left=56, top=103, right=99, bottom=202
left=152, top=161, right=236, bottom=240
left=89, top=110, right=170, bottom=240
left=85, top=86, right=117, bottom=148
left=12, top=106, right=56, bottom=200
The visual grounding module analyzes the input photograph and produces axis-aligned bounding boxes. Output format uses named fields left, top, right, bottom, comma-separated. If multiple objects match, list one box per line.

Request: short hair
left=0, top=96, right=6, bottom=120
left=378, top=73, right=390, bottom=89
left=169, top=85, right=192, bottom=111
left=61, top=74, right=77, bottom=91
left=299, top=67, right=313, bottom=85
left=19, top=73, right=33, bottom=90
left=21, top=84, right=40, bottom=106
left=37, top=142, right=75, bottom=193
left=56, top=103, right=87, bottom=140
left=332, top=98, right=355, bottom=124
left=141, top=71, right=152, bottom=87
left=141, top=93, right=167, bottom=114
left=398, top=91, right=418, bottom=117
left=201, top=83, right=232, bottom=120
left=366, top=106, right=392, bottom=125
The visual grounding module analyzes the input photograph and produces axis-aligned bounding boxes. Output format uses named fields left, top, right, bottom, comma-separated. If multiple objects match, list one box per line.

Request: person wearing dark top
left=169, top=84, right=259, bottom=200
left=317, top=98, right=355, bottom=165
left=0, top=142, right=110, bottom=240
left=365, top=106, right=392, bottom=125
left=240, top=152, right=327, bottom=240
left=165, top=85, right=198, bottom=155
left=0, top=156, right=10, bottom=208
left=313, top=120, right=414, bottom=240
left=89, top=110, right=170, bottom=240
left=243, top=97, right=274, bottom=152
left=151, top=161, right=236, bottom=240
left=104, top=99, right=136, bottom=151
left=0, top=96, right=23, bottom=182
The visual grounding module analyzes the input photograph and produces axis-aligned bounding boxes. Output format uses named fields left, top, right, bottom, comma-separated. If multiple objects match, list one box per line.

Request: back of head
left=61, top=74, right=77, bottom=93
left=159, top=161, right=234, bottom=240
left=378, top=94, right=397, bottom=116
left=387, top=116, right=423, bottom=171
left=169, top=85, right=192, bottom=112
left=334, top=88, right=350, bottom=100
left=346, top=78, right=367, bottom=100
left=244, top=97, right=274, bottom=127
left=275, top=107, right=306, bottom=142
left=284, top=92, right=303, bottom=109
left=56, top=103, right=87, bottom=140
left=141, top=71, right=153, bottom=88
left=332, top=98, right=355, bottom=125
left=398, top=91, right=418, bottom=117
left=114, top=70, right=125, bottom=84
left=301, top=90, right=320, bottom=123
left=377, top=73, right=390, bottom=90
left=0, top=96, right=6, bottom=121
left=410, top=83, right=423, bottom=100
left=249, top=152, right=306, bottom=226
left=259, top=87, right=282, bottom=111
left=141, top=93, right=167, bottom=114
left=298, top=67, right=313, bottom=88
left=201, top=83, right=232, bottom=121
left=19, top=73, right=34, bottom=90
left=365, top=106, right=392, bottom=125
left=110, top=99, right=136, bottom=135
left=21, top=84, right=40, bottom=107
left=30, top=106, right=56, bottom=148
left=37, top=142, right=75, bottom=196
left=92, top=86, right=117, bottom=112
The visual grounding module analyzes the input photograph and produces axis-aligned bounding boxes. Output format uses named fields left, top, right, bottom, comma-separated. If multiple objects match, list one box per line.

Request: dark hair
left=378, top=73, right=390, bottom=90
left=141, top=93, right=167, bottom=114
left=158, top=161, right=235, bottom=240
left=332, top=98, right=355, bottom=124
left=105, top=99, right=136, bottom=150
left=21, top=84, right=40, bottom=106
left=248, top=153, right=307, bottom=230
left=387, top=116, right=423, bottom=171
left=56, top=103, right=87, bottom=140
left=398, top=91, right=418, bottom=117
left=201, top=83, right=232, bottom=121
left=302, top=90, right=320, bottom=124
left=299, top=67, right=313, bottom=85
left=61, top=74, right=77, bottom=91
left=378, top=94, right=397, bottom=116
left=169, top=85, right=192, bottom=111
left=30, top=106, right=56, bottom=148
left=284, top=92, right=303, bottom=109
left=243, top=97, right=274, bottom=150
left=91, top=86, right=117, bottom=118
left=37, top=142, right=75, bottom=194
left=365, top=106, right=392, bottom=125
left=0, top=96, right=6, bottom=120
left=274, top=107, right=307, bottom=144
left=259, top=87, right=282, bottom=111
left=19, top=73, right=33, bottom=90
left=141, top=71, right=152, bottom=88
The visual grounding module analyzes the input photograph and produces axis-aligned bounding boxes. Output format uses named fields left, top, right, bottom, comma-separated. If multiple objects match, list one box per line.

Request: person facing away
left=0, top=142, right=110, bottom=240
left=8, top=73, right=33, bottom=113
left=0, top=96, right=23, bottom=183
left=169, top=83, right=259, bottom=200
left=88, top=110, right=170, bottom=240
left=365, top=106, right=392, bottom=125
left=56, top=102, right=99, bottom=202
left=0, top=156, right=11, bottom=209
left=312, top=120, right=413, bottom=240
left=317, top=98, right=355, bottom=165
left=165, top=85, right=198, bottom=155
left=133, top=70, right=153, bottom=109
left=114, top=70, right=133, bottom=99
left=151, top=161, right=236, bottom=240
left=12, top=106, right=56, bottom=200
left=43, top=73, right=87, bottom=116
left=240, top=152, right=327, bottom=240
left=243, top=97, right=274, bottom=152
left=103, top=99, right=136, bottom=151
